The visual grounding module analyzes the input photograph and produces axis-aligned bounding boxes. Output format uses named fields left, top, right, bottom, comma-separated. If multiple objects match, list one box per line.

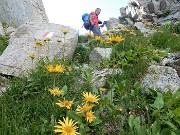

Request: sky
left=42, top=0, right=128, bottom=34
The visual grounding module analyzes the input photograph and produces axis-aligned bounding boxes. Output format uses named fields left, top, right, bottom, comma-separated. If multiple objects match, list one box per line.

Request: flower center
left=64, top=126, right=73, bottom=133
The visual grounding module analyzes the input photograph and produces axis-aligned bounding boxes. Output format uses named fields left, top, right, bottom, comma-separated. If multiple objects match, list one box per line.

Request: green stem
left=63, top=35, right=66, bottom=61
left=53, top=74, right=56, bottom=88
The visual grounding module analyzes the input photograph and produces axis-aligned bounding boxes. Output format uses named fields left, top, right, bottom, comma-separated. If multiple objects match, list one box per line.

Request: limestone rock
left=0, top=22, right=78, bottom=77
left=122, top=0, right=180, bottom=26
left=0, top=0, right=48, bottom=27
left=141, top=65, right=180, bottom=93
left=89, top=47, right=112, bottom=64
left=0, top=22, right=5, bottom=36
left=106, top=18, right=120, bottom=30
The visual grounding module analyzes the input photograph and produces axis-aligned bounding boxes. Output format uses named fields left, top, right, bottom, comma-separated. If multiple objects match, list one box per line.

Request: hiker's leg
left=92, top=25, right=102, bottom=37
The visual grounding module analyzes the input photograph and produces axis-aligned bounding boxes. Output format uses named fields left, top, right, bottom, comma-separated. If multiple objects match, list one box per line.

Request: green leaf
left=152, top=120, right=161, bottom=134
left=134, top=116, right=141, bottom=132
left=92, top=86, right=99, bottom=94
left=152, top=110, right=160, bottom=117
left=163, top=120, right=177, bottom=130
left=62, top=85, right=68, bottom=95
left=153, top=92, right=164, bottom=110
left=89, top=118, right=102, bottom=126
left=174, top=117, right=180, bottom=125
left=128, top=115, right=134, bottom=129
left=173, top=107, right=180, bottom=117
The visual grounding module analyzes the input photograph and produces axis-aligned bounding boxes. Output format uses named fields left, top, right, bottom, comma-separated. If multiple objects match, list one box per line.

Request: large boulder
left=0, top=22, right=5, bottom=36
left=0, top=22, right=78, bottom=77
left=141, top=65, right=180, bottom=93
left=0, top=0, right=48, bottom=27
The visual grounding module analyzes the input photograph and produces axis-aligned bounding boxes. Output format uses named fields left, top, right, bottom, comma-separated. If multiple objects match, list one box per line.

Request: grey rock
left=0, top=22, right=78, bottom=77
left=106, top=18, right=120, bottom=30
left=148, top=2, right=155, bottom=14
left=0, top=0, right=48, bottom=27
left=141, top=65, right=180, bottom=93
left=89, top=47, right=112, bottom=65
left=0, top=22, right=5, bottom=36
left=158, top=11, right=180, bottom=23
left=160, top=0, right=167, bottom=11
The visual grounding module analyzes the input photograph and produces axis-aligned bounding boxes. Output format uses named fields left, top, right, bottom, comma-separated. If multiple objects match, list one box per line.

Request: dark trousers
left=90, top=25, right=102, bottom=37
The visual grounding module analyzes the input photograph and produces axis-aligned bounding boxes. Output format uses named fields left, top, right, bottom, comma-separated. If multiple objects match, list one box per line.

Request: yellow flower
left=28, top=54, right=36, bottom=59
left=48, top=87, right=64, bottom=97
left=76, top=103, right=94, bottom=113
left=46, top=64, right=65, bottom=73
left=54, top=117, right=79, bottom=135
left=123, top=29, right=130, bottom=32
left=157, top=30, right=164, bottom=33
left=57, top=39, right=62, bottom=43
left=55, top=64, right=65, bottom=72
left=119, top=107, right=123, bottom=112
left=130, top=31, right=136, bottom=36
left=83, top=92, right=100, bottom=103
left=61, top=29, right=70, bottom=35
left=107, top=36, right=125, bottom=44
left=56, top=99, right=73, bottom=109
left=152, top=22, right=157, bottom=27
left=67, top=66, right=72, bottom=72
left=142, top=20, right=149, bottom=27
left=35, top=40, right=44, bottom=46
left=44, top=37, right=52, bottom=42
left=86, top=110, right=96, bottom=123
left=85, top=33, right=94, bottom=38
left=32, top=45, right=38, bottom=49
left=99, top=87, right=107, bottom=92
left=95, top=36, right=104, bottom=43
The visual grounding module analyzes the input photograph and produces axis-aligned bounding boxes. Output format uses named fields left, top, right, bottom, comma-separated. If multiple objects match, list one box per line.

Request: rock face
left=119, top=0, right=180, bottom=25
left=0, top=0, right=48, bottom=27
left=0, top=22, right=78, bottom=77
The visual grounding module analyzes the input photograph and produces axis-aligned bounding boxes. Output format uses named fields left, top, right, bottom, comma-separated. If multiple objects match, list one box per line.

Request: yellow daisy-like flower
left=57, top=39, right=62, bottom=43
left=85, top=33, right=94, bottom=38
left=129, top=31, right=136, bottom=36
left=55, top=64, right=65, bottom=72
left=28, top=54, right=36, bottom=59
left=123, top=29, right=130, bottom=33
left=119, top=107, right=123, bottom=112
left=83, top=92, right=100, bottom=103
left=61, top=29, right=70, bottom=35
left=54, top=117, right=79, bottom=135
left=99, top=87, right=107, bottom=92
left=44, top=37, right=52, bottom=42
left=143, top=21, right=149, bottom=27
left=86, top=110, right=96, bottom=123
left=107, top=36, right=125, bottom=44
left=67, top=66, right=72, bottom=72
left=152, top=22, right=157, bottom=27
left=76, top=103, right=94, bottom=113
left=56, top=99, right=73, bottom=109
left=95, top=36, right=104, bottom=43
left=48, top=87, right=64, bottom=97
left=32, top=45, right=38, bottom=49
left=35, top=40, right=44, bottom=46
left=46, top=64, right=65, bottom=73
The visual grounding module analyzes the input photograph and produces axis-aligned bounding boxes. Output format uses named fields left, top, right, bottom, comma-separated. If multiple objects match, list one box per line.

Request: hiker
left=89, top=8, right=102, bottom=37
